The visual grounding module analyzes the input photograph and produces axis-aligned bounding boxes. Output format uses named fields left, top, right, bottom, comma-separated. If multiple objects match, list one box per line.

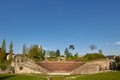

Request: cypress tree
left=9, top=41, right=13, bottom=61
left=56, top=49, right=60, bottom=57
left=0, top=39, right=6, bottom=63
left=39, top=45, right=43, bottom=60
left=22, top=44, right=26, bottom=57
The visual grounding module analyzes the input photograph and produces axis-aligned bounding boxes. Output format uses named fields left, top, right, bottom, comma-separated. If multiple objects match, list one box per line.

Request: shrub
left=84, top=53, right=105, bottom=61
left=0, top=60, right=11, bottom=70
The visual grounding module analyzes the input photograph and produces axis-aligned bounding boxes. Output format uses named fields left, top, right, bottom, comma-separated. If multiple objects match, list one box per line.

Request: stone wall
left=71, top=60, right=110, bottom=74
left=95, top=60, right=110, bottom=71
left=11, top=56, right=111, bottom=74
left=10, top=55, right=49, bottom=74
left=12, top=61, right=49, bottom=74
left=71, top=63, right=100, bottom=74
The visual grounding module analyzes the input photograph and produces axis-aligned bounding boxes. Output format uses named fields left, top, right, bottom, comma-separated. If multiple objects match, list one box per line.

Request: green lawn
left=0, top=71, right=120, bottom=80
left=0, top=74, right=47, bottom=80
left=72, top=71, right=120, bottom=80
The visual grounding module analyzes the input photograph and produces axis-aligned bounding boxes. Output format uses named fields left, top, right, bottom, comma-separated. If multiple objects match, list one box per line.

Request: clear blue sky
left=0, top=0, right=120, bottom=55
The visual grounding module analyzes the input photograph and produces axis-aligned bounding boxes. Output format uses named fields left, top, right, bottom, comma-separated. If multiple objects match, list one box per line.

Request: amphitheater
left=9, top=56, right=112, bottom=75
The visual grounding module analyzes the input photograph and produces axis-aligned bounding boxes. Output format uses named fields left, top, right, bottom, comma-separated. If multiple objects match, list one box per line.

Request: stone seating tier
left=36, top=62, right=85, bottom=72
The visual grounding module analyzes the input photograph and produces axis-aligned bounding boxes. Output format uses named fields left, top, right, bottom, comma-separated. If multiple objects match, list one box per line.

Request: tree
left=9, top=41, right=13, bottom=61
left=48, top=51, right=56, bottom=57
left=69, top=44, right=75, bottom=55
left=28, top=45, right=39, bottom=60
left=114, top=57, right=120, bottom=70
left=115, top=56, right=120, bottom=63
left=28, top=45, right=45, bottom=61
left=56, top=49, right=60, bottom=57
left=0, top=39, right=6, bottom=63
left=39, top=45, right=45, bottom=60
left=42, top=50, right=46, bottom=59
left=64, top=48, right=71, bottom=58
left=89, top=45, right=96, bottom=53
left=22, top=44, right=26, bottom=57
left=74, top=52, right=78, bottom=58
left=69, top=45, right=75, bottom=50
left=84, top=53, right=105, bottom=61
left=64, top=48, right=69, bottom=57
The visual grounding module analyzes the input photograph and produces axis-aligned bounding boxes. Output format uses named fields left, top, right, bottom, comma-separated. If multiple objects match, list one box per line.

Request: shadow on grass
left=0, top=75, right=15, bottom=80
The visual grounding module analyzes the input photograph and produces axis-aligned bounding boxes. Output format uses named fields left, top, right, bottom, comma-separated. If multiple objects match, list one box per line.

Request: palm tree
left=69, top=45, right=75, bottom=55
left=69, top=45, right=75, bottom=50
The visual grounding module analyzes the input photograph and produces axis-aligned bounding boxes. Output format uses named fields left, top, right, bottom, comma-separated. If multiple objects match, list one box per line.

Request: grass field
left=0, top=71, right=120, bottom=80
left=72, top=71, right=120, bottom=80
left=0, top=74, right=47, bottom=80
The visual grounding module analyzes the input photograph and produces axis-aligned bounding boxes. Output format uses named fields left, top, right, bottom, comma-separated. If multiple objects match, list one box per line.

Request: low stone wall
left=12, top=61, right=48, bottom=74
left=71, top=63, right=100, bottom=74
left=71, top=60, right=110, bottom=74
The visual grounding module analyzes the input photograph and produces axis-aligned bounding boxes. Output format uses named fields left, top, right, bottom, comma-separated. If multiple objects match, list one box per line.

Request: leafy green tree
left=9, top=41, right=13, bottom=61
left=84, top=53, right=105, bottom=61
left=64, top=48, right=69, bottom=58
left=115, top=56, right=120, bottom=63
left=117, top=62, right=120, bottom=70
left=74, top=52, right=78, bottom=58
left=115, top=57, right=120, bottom=70
left=22, top=44, right=27, bottom=57
left=64, top=48, right=72, bottom=59
left=39, top=45, right=45, bottom=60
left=48, top=51, right=56, bottom=57
left=0, top=39, right=6, bottom=63
left=28, top=45, right=45, bottom=61
left=42, top=50, right=46, bottom=59
left=56, top=49, right=60, bottom=57
left=28, top=45, right=39, bottom=60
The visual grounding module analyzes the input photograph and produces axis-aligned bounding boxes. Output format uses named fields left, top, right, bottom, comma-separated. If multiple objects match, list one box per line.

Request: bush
left=84, top=53, right=105, bottom=61
left=0, top=60, right=11, bottom=70
left=117, top=62, right=120, bottom=70
left=115, top=57, right=120, bottom=63
left=0, top=64, right=8, bottom=70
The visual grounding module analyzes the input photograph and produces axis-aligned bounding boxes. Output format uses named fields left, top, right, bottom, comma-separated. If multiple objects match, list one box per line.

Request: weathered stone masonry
left=10, top=55, right=114, bottom=74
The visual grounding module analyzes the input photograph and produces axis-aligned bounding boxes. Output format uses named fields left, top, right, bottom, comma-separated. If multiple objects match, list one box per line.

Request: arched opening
left=19, top=66, right=23, bottom=70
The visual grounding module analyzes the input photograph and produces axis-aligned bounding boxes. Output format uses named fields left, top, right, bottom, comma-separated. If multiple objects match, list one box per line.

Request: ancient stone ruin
left=9, top=55, right=117, bottom=75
